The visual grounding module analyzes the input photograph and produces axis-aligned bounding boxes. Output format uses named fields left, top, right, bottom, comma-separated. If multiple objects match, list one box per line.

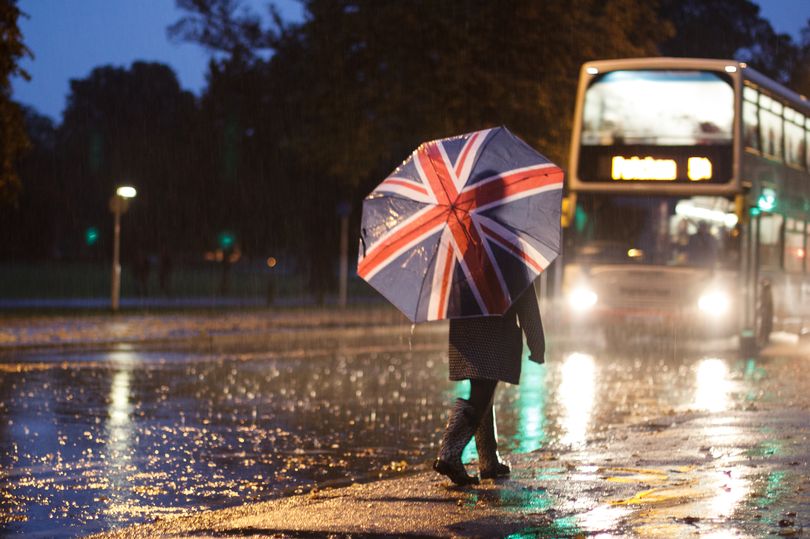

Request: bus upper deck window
left=784, top=108, right=806, bottom=169
left=758, top=93, right=784, bottom=160
left=806, top=117, right=810, bottom=171
left=743, top=99, right=760, bottom=151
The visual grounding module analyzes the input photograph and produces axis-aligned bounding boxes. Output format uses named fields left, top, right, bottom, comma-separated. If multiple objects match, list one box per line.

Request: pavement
left=4, top=306, right=809, bottom=537
left=91, top=406, right=810, bottom=538
left=80, top=334, right=808, bottom=539
left=0, top=302, right=424, bottom=353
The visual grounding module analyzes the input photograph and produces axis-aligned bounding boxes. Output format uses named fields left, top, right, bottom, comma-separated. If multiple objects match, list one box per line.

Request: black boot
left=433, top=398, right=480, bottom=486
left=475, top=405, right=510, bottom=479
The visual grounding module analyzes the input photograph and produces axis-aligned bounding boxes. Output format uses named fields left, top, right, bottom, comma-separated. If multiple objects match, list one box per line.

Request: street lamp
left=336, top=201, right=351, bottom=308
left=109, top=186, right=137, bottom=311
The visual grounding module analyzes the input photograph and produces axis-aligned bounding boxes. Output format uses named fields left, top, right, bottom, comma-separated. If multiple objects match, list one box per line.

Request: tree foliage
left=790, top=23, right=810, bottom=97
left=657, top=0, right=809, bottom=89
left=58, top=62, right=198, bottom=257
left=170, top=0, right=669, bottom=295
left=658, top=0, right=765, bottom=59
left=0, top=0, right=31, bottom=204
left=8, top=0, right=810, bottom=303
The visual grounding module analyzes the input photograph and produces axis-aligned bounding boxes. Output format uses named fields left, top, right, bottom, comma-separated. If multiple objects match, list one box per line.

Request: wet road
left=1, top=330, right=809, bottom=537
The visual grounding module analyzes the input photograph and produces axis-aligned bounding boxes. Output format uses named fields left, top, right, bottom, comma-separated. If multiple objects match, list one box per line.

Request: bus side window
left=759, top=93, right=784, bottom=161
left=759, top=213, right=784, bottom=269
left=806, top=221, right=810, bottom=274
left=784, top=219, right=805, bottom=273
left=784, top=108, right=805, bottom=169
left=804, top=118, right=810, bottom=170
left=743, top=88, right=760, bottom=151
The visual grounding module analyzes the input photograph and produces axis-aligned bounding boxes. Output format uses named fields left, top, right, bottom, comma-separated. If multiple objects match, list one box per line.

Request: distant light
left=724, top=65, right=737, bottom=73
left=218, top=231, right=236, bottom=250
left=757, top=188, right=777, bottom=212
left=739, top=62, right=747, bottom=68
left=586, top=67, right=599, bottom=75
left=568, top=286, right=598, bottom=312
left=698, top=289, right=730, bottom=316
left=266, top=257, right=277, bottom=268
left=675, top=200, right=738, bottom=228
left=627, top=248, right=643, bottom=258
left=116, top=186, right=137, bottom=198
left=85, top=227, right=99, bottom=246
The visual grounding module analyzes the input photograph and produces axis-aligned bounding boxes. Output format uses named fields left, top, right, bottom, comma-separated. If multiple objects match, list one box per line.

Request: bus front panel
left=574, top=69, right=735, bottom=188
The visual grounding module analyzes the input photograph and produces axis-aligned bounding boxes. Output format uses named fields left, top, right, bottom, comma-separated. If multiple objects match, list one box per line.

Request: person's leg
left=475, top=404, right=510, bottom=479
left=468, top=378, right=497, bottom=419
left=469, top=378, right=509, bottom=478
left=433, top=379, right=496, bottom=486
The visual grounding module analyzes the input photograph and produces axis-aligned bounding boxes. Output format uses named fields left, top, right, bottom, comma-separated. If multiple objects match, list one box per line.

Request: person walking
left=433, top=283, right=546, bottom=485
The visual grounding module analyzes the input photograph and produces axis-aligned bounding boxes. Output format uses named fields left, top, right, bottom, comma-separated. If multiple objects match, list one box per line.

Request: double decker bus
left=563, top=57, right=810, bottom=350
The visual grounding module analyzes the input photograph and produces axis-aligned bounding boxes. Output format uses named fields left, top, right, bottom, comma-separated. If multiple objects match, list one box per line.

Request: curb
left=0, top=321, right=449, bottom=355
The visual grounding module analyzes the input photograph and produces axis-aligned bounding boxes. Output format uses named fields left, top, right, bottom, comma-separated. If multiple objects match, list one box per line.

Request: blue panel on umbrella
left=367, top=232, right=441, bottom=321
left=485, top=240, right=538, bottom=303
left=387, top=154, right=424, bottom=185
left=467, top=128, right=552, bottom=188
left=480, top=192, right=562, bottom=263
left=360, top=197, right=431, bottom=250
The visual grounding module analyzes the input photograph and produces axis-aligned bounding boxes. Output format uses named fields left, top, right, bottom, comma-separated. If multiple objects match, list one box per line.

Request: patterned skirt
left=448, top=313, right=523, bottom=385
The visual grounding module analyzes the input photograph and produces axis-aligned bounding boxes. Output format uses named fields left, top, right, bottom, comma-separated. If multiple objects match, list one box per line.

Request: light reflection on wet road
left=1, top=333, right=808, bottom=537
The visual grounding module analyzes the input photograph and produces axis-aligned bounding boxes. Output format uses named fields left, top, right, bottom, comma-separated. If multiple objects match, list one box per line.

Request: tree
left=173, top=0, right=671, bottom=298
left=657, top=0, right=765, bottom=59
left=789, top=20, right=810, bottom=97
left=58, top=62, right=198, bottom=259
left=0, top=0, right=31, bottom=204
left=0, top=106, right=57, bottom=260
left=657, top=0, right=805, bottom=88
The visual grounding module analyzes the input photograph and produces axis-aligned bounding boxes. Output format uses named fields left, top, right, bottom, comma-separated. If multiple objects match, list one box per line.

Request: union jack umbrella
left=357, top=127, right=563, bottom=322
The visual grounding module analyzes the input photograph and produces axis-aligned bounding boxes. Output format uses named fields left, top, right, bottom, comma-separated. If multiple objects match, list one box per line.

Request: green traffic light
left=85, top=227, right=99, bottom=246
left=757, top=188, right=776, bottom=212
left=218, top=231, right=235, bottom=249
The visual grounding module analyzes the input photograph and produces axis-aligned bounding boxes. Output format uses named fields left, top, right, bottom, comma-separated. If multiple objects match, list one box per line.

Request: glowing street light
left=116, top=186, right=137, bottom=199
left=109, top=185, right=137, bottom=311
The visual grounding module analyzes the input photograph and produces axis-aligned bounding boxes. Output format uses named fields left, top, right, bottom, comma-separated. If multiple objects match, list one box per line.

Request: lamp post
left=109, top=186, right=136, bottom=311
left=336, top=201, right=351, bottom=308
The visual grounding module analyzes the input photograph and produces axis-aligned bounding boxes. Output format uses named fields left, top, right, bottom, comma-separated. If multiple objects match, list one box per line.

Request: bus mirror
left=561, top=194, right=576, bottom=228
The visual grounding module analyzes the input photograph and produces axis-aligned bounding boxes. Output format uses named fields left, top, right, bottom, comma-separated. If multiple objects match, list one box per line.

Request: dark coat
left=448, top=284, right=545, bottom=385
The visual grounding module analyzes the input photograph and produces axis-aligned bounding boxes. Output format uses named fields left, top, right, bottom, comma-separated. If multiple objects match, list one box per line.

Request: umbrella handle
left=360, top=230, right=367, bottom=258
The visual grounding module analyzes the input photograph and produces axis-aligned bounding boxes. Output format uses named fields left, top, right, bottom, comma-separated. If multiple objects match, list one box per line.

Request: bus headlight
left=698, top=290, right=730, bottom=316
left=569, top=286, right=598, bottom=311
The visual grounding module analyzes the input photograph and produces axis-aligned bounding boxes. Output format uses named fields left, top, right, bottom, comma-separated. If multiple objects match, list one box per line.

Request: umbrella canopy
left=357, top=127, right=562, bottom=322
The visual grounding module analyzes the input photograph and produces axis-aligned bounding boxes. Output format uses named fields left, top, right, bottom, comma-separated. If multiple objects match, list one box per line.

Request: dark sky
left=10, top=0, right=809, bottom=122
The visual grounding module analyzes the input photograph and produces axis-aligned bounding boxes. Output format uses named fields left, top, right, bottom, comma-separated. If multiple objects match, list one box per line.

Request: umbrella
left=357, top=126, right=563, bottom=322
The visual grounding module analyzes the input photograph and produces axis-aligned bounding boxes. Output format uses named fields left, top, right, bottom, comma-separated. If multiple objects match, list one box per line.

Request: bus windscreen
left=578, top=70, right=734, bottom=184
